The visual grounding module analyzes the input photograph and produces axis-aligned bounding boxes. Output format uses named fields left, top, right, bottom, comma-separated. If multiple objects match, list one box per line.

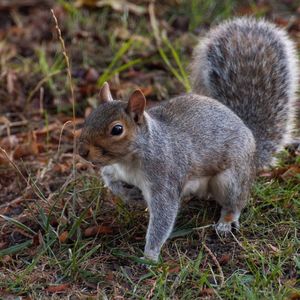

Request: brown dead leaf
left=289, top=292, right=300, bottom=300
left=267, top=244, right=280, bottom=254
left=0, top=154, right=9, bottom=166
left=199, top=288, right=215, bottom=297
left=13, top=131, right=39, bottom=159
left=259, top=165, right=300, bottom=180
left=280, top=166, right=300, bottom=181
left=13, top=142, right=39, bottom=159
left=46, top=283, right=70, bottom=293
left=32, top=231, right=44, bottom=247
left=219, top=254, right=230, bottom=265
left=76, top=161, right=91, bottom=171
left=59, top=231, right=68, bottom=243
left=54, top=163, right=71, bottom=174
left=168, top=265, right=180, bottom=274
left=105, top=271, right=114, bottom=281
left=140, top=86, right=153, bottom=97
left=0, top=135, right=19, bottom=150
left=34, top=123, right=60, bottom=135
left=84, top=225, right=113, bottom=237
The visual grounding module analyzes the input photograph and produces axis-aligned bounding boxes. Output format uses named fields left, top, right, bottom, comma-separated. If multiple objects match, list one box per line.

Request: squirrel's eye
left=111, top=124, right=123, bottom=136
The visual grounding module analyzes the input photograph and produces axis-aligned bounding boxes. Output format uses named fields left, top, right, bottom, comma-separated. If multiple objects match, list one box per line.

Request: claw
left=215, top=222, right=232, bottom=236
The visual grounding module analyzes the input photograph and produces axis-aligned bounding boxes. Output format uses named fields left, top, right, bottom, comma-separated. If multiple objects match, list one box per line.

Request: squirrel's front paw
left=143, top=249, right=159, bottom=263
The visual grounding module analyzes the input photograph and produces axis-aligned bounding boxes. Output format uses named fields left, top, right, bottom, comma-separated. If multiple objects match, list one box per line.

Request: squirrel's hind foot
left=215, top=222, right=232, bottom=235
left=215, top=210, right=241, bottom=236
left=214, top=220, right=240, bottom=236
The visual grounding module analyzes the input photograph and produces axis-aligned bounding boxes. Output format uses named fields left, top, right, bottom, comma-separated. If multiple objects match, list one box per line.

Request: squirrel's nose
left=78, top=144, right=89, bottom=159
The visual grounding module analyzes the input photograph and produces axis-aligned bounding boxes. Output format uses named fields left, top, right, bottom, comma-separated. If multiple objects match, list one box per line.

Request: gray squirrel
left=78, top=17, right=299, bottom=262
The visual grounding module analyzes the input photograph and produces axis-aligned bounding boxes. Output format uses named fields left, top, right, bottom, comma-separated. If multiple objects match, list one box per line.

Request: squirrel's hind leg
left=208, top=168, right=252, bottom=235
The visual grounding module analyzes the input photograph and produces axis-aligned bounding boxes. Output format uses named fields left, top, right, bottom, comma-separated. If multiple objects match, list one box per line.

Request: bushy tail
left=191, top=17, right=299, bottom=169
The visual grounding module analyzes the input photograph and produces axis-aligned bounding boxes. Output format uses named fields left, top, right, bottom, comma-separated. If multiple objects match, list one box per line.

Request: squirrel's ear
left=127, top=89, right=146, bottom=124
left=99, top=82, right=113, bottom=103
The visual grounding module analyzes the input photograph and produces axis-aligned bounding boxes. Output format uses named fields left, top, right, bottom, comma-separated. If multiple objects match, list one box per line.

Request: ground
left=0, top=0, right=299, bottom=299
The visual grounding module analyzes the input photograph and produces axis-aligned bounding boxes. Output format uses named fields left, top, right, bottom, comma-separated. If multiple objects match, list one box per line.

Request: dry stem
left=50, top=9, right=77, bottom=207
left=203, top=243, right=225, bottom=287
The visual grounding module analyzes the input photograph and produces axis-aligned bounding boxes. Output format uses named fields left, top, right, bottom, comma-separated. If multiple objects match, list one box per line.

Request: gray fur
left=101, top=95, right=256, bottom=261
left=191, top=17, right=299, bottom=169
left=80, top=17, right=298, bottom=261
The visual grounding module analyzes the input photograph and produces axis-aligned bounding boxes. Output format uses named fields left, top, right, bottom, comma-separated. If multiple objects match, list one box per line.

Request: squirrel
left=78, top=17, right=299, bottom=262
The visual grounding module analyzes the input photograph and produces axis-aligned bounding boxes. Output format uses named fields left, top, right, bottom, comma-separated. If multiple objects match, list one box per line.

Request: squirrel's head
left=78, top=82, right=146, bottom=167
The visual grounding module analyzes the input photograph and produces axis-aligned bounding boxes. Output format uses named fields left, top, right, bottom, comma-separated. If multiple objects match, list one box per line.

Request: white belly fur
left=103, top=164, right=210, bottom=201
left=102, top=163, right=151, bottom=201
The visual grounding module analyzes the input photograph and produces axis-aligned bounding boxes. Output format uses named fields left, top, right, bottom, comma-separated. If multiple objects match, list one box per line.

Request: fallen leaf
left=140, top=86, right=153, bottom=97
left=105, top=271, right=114, bottom=281
left=219, top=254, right=230, bottom=265
left=54, top=163, right=71, bottom=174
left=46, top=283, right=70, bottom=293
left=84, top=225, right=113, bottom=237
left=199, top=288, right=215, bottom=297
left=0, top=135, right=19, bottom=150
left=168, top=265, right=180, bottom=273
left=32, top=231, right=43, bottom=247
left=289, top=292, right=300, bottom=300
left=59, top=231, right=68, bottom=243
left=76, top=161, right=92, bottom=170
left=267, top=244, right=280, bottom=254
left=34, top=123, right=60, bottom=135
left=281, top=166, right=300, bottom=181
left=0, top=154, right=9, bottom=166
left=13, top=142, right=39, bottom=159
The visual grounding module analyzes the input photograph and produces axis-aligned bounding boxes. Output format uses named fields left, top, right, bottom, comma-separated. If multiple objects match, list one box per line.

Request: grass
left=0, top=0, right=299, bottom=299
left=0, top=157, right=299, bottom=298
left=97, top=39, right=143, bottom=87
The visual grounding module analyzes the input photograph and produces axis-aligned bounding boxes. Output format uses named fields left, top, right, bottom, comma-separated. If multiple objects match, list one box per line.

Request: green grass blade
left=0, top=215, right=36, bottom=235
left=163, top=36, right=191, bottom=92
left=0, top=240, right=33, bottom=257
left=97, top=39, right=135, bottom=87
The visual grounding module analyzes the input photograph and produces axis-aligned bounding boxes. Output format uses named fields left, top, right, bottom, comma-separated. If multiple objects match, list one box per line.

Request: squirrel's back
left=191, top=17, right=299, bottom=169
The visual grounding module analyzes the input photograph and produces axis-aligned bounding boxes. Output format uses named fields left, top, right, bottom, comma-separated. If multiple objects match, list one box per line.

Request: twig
left=56, top=120, right=73, bottom=156
left=146, top=279, right=157, bottom=300
left=193, top=224, right=213, bottom=231
left=51, top=9, right=77, bottom=207
left=203, top=243, right=225, bottom=287
left=229, top=230, right=247, bottom=251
